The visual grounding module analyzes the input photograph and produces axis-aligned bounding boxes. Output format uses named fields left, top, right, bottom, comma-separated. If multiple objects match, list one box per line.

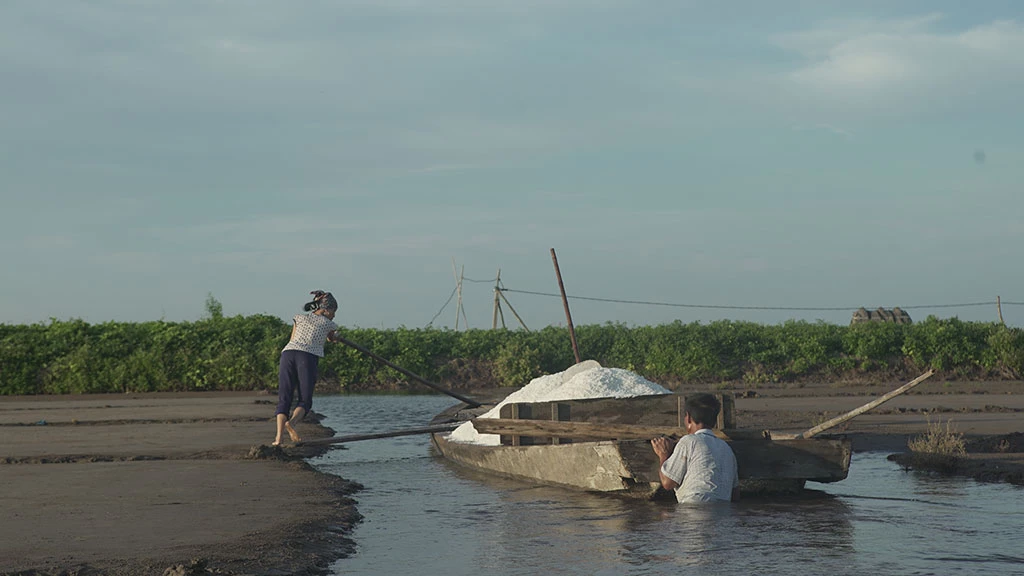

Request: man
left=650, top=393, right=739, bottom=503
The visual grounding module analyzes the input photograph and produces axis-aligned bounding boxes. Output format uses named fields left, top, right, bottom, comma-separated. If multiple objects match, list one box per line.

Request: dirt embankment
left=0, top=392, right=361, bottom=576
left=706, top=379, right=1024, bottom=486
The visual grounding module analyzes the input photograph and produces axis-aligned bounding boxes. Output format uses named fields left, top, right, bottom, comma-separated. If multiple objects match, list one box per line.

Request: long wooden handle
left=334, top=334, right=482, bottom=408
left=790, top=369, right=935, bottom=439
left=295, top=423, right=461, bottom=446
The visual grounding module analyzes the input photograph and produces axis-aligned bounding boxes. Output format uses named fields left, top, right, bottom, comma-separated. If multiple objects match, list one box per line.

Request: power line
left=462, top=276, right=499, bottom=284
left=499, top=288, right=1005, bottom=312
left=426, top=286, right=458, bottom=327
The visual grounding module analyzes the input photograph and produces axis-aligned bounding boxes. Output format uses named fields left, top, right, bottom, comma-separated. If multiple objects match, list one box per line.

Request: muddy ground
left=700, top=379, right=1024, bottom=486
left=0, top=392, right=363, bottom=576
left=2, top=378, right=1022, bottom=575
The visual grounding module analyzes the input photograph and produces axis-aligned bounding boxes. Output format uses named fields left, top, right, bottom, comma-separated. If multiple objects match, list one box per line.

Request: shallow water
left=312, top=395, right=1024, bottom=576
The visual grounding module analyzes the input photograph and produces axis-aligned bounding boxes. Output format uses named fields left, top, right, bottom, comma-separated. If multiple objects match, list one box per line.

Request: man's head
left=683, top=393, right=721, bottom=430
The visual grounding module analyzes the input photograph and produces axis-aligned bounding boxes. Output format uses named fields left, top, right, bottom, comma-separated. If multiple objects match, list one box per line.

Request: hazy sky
left=2, top=1, right=1023, bottom=329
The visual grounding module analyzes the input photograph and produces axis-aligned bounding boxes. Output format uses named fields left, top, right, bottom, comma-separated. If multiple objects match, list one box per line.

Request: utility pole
left=492, top=268, right=503, bottom=329
left=451, top=258, right=469, bottom=330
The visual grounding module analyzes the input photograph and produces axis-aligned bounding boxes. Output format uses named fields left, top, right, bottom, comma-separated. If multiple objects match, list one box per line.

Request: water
left=311, top=395, right=1024, bottom=576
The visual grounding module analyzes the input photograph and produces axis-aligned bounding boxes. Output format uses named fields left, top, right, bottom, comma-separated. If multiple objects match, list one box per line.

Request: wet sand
left=0, top=392, right=362, bottom=576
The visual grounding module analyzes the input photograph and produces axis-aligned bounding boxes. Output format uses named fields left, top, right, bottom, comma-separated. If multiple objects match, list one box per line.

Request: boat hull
left=430, top=399, right=851, bottom=498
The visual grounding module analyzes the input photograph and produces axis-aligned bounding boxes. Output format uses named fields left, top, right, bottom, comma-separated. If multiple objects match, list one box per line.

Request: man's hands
left=650, top=436, right=677, bottom=463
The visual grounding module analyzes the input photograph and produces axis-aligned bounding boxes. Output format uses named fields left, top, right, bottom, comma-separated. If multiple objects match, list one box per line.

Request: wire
left=461, top=276, right=499, bottom=284
left=499, top=288, right=1001, bottom=312
left=426, top=286, right=458, bottom=327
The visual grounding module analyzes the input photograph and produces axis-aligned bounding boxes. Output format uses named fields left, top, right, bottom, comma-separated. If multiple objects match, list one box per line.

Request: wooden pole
left=788, top=369, right=935, bottom=439
left=295, top=423, right=461, bottom=446
left=550, top=248, right=581, bottom=364
left=334, top=334, right=482, bottom=407
left=459, top=264, right=469, bottom=329
left=451, top=258, right=461, bottom=330
left=998, top=295, right=1005, bottom=326
left=492, top=268, right=502, bottom=330
left=497, top=289, right=529, bottom=332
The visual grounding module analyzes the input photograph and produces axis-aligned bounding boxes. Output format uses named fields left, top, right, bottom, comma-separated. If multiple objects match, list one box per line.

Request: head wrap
left=305, top=290, right=338, bottom=312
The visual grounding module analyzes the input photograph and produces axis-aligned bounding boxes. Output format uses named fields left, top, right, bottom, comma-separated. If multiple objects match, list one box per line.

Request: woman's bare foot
left=284, top=421, right=301, bottom=443
left=272, top=437, right=283, bottom=446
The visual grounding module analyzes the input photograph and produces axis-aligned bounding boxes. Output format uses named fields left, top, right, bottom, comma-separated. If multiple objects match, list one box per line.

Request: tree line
left=1, top=315, right=1023, bottom=395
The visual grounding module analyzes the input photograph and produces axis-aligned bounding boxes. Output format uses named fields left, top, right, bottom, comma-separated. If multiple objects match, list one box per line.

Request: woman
left=273, top=290, right=339, bottom=445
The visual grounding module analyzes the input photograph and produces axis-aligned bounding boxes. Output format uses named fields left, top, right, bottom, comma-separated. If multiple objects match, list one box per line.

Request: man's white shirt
left=661, top=428, right=739, bottom=503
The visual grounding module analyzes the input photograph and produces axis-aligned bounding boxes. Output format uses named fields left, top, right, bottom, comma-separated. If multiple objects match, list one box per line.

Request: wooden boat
left=430, top=393, right=852, bottom=499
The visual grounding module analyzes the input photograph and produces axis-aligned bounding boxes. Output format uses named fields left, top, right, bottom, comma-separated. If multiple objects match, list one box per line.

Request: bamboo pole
left=492, top=268, right=501, bottom=329
left=334, top=334, right=482, bottom=407
left=459, top=264, right=469, bottom=329
left=295, top=423, right=461, bottom=446
left=787, top=369, right=935, bottom=439
left=497, top=289, right=529, bottom=331
left=998, top=295, right=1005, bottom=326
left=451, top=258, right=461, bottom=330
left=550, top=248, right=581, bottom=364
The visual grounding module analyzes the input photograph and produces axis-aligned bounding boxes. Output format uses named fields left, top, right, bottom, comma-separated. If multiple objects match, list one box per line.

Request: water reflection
left=426, top=453, right=858, bottom=575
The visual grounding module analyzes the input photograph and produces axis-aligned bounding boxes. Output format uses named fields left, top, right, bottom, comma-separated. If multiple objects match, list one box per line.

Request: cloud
left=777, top=16, right=1024, bottom=110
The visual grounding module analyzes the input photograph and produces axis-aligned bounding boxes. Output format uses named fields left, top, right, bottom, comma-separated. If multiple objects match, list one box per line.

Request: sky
left=2, top=1, right=1023, bottom=330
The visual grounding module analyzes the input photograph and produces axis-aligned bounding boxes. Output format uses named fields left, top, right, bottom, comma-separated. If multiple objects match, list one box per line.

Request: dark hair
left=303, top=290, right=338, bottom=312
left=684, top=393, right=721, bottom=428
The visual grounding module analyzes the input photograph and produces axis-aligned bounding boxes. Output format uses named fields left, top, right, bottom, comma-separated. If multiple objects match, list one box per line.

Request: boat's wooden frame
left=430, top=393, right=852, bottom=498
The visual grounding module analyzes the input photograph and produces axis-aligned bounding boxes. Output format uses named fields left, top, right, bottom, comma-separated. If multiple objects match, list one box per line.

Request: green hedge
left=1, top=316, right=1022, bottom=395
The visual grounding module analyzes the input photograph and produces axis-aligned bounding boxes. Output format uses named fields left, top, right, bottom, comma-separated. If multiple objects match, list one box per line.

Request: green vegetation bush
left=1, top=315, right=1022, bottom=395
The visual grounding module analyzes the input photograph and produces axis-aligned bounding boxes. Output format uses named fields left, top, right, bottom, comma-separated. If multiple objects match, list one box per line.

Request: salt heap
left=447, top=363, right=670, bottom=446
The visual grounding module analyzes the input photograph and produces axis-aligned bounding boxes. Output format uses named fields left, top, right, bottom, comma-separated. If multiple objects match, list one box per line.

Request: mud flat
left=723, top=382, right=1024, bottom=486
left=0, top=392, right=362, bottom=576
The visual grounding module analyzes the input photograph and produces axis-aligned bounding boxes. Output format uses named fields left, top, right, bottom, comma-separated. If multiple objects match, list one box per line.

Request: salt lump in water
left=447, top=365, right=670, bottom=446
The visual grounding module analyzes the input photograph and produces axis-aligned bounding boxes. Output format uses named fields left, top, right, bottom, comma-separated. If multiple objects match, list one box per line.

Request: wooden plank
left=296, top=423, right=460, bottom=446
left=499, top=394, right=681, bottom=426
left=717, top=393, right=735, bottom=429
left=551, top=402, right=571, bottom=445
left=498, top=393, right=736, bottom=429
left=614, top=437, right=851, bottom=483
left=473, top=418, right=727, bottom=441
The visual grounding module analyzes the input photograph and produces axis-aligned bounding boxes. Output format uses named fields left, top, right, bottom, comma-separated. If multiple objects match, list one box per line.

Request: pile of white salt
left=447, top=363, right=670, bottom=446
